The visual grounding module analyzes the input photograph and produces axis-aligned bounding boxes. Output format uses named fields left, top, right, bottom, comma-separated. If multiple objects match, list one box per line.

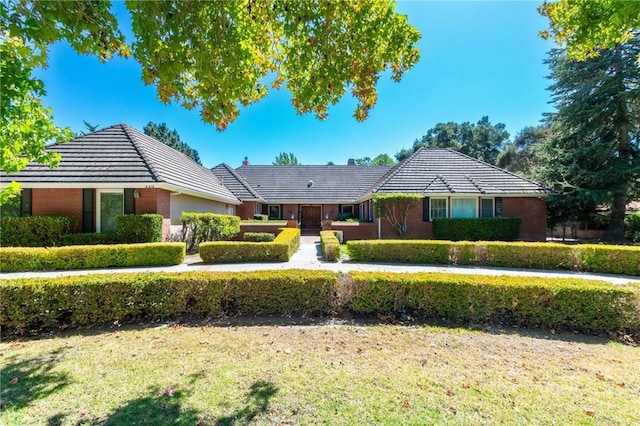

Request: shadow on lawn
left=215, top=380, right=278, bottom=426
left=0, top=348, right=69, bottom=413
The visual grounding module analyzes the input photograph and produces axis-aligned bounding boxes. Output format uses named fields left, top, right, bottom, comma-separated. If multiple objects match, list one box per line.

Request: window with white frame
left=268, top=205, right=280, bottom=220
left=481, top=198, right=494, bottom=218
left=451, top=198, right=476, bottom=218
left=430, top=198, right=447, bottom=220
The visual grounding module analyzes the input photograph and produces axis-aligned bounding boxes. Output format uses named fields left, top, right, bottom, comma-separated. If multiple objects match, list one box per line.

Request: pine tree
left=536, top=37, right=640, bottom=240
left=143, top=122, right=202, bottom=165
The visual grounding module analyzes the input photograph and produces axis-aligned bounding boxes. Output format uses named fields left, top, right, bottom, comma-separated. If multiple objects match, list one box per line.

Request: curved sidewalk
left=1, top=236, right=638, bottom=286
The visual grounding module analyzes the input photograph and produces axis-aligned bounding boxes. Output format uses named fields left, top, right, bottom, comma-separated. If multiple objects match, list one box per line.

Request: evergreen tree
left=143, top=122, right=202, bottom=165
left=536, top=37, right=640, bottom=240
left=497, top=125, right=548, bottom=177
left=273, top=152, right=300, bottom=165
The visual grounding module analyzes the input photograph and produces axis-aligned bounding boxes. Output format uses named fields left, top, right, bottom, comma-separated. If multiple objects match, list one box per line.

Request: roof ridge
left=121, top=124, right=162, bottom=182
left=369, top=147, right=423, bottom=193
left=438, top=175, right=455, bottom=193
left=220, top=163, right=263, bottom=200
left=465, top=174, right=485, bottom=194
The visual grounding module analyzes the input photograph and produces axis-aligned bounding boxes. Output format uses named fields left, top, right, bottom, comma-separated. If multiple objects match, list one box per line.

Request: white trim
left=429, top=197, right=448, bottom=221
left=450, top=197, right=479, bottom=219
left=96, top=189, right=124, bottom=233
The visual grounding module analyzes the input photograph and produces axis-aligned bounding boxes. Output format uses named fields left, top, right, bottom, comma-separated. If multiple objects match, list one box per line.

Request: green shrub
left=0, top=216, right=76, bottom=247
left=320, top=230, right=341, bottom=261
left=115, top=214, right=163, bottom=243
left=253, top=214, right=269, bottom=221
left=62, top=232, right=121, bottom=246
left=625, top=212, right=640, bottom=243
left=0, top=270, right=337, bottom=334
left=347, top=272, right=640, bottom=333
left=243, top=232, right=275, bottom=242
left=433, top=217, right=521, bottom=241
left=0, top=243, right=185, bottom=272
left=336, top=212, right=355, bottom=221
left=180, top=213, right=240, bottom=252
left=200, top=228, right=300, bottom=263
left=347, top=240, right=640, bottom=276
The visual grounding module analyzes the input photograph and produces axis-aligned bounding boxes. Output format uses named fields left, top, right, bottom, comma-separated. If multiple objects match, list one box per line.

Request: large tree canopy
left=539, top=0, right=640, bottom=63
left=273, top=152, right=300, bottom=165
left=0, top=0, right=420, bottom=202
left=143, top=122, right=202, bottom=165
left=535, top=36, right=640, bottom=240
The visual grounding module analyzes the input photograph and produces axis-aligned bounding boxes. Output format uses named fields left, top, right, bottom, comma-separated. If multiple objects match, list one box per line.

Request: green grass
left=2, top=322, right=639, bottom=425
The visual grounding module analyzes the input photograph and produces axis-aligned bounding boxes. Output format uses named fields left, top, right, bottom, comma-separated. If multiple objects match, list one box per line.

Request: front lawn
left=2, top=322, right=639, bottom=425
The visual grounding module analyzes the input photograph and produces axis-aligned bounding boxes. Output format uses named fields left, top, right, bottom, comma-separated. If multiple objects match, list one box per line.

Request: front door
left=301, top=205, right=321, bottom=229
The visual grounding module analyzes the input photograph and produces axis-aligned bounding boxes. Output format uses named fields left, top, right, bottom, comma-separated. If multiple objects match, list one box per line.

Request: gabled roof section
left=372, top=148, right=546, bottom=196
left=2, top=124, right=240, bottom=204
left=234, top=165, right=392, bottom=203
left=212, top=163, right=264, bottom=202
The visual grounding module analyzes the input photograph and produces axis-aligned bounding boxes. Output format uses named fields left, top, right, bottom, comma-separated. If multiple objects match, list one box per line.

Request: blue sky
left=36, top=1, right=555, bottom=168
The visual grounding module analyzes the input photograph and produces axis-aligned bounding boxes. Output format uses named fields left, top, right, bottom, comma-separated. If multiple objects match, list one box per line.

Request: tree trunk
left=604, top=184, right=628, bottom=241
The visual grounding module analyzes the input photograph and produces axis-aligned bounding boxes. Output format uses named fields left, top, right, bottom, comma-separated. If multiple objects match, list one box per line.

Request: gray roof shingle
left=370, top=148, right=546, bottom=196
left=211, top=163, right=264, bottom=201
left=2, top=124, right=240, bottom=204
left=233, top=165, right=392, bottom=203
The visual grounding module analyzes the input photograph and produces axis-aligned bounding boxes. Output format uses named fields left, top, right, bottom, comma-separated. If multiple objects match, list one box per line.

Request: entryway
left=301, top=205, right=321, bottom=232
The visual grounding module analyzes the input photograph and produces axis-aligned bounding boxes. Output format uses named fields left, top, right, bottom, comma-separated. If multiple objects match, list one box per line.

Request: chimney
left=347, top=158, right=356, bottom=166
left=242, top=156, right=250, bottom=166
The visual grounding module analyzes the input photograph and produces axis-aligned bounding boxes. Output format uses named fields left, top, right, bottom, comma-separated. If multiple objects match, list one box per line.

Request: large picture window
left=97, top=189, right=124, bottom=233
left=451, top=198, right=476, bottom=218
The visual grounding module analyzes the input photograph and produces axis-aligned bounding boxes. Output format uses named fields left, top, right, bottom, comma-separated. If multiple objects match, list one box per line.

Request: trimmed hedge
left=115, top=214, right=163, bottom=243
left=199, top=228, right=300, bottom=263
left=180, top=213, right=241, bottom=252
left=320, top=230, right=340, bottom=261
left=243, top=232, right=276, bottom=242
left=61, top=232, right=121, bottom=246
left=347, top=240, right=640, bottom=276
left=0, top=243, right=185, bottom=272
left=0, top=270, right=338, bottom=333
left=346, top=272, right=640, bottom=333
left=433, top=217, right=521, bottom=241
left=0, top=216, right=76, bottom=247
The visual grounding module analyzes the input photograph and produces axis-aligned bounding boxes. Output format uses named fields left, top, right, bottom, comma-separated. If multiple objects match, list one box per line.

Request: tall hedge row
left=347, top=240, right=640, bottom=276
left=433, top=217, right=521, bottom=241
left=199, top=228, right=300, bottom=263
left=0, top=243, right=185, bottom=272
left=1, top=271, right=638, bottom=337
left=0, top=216, right=76, bottom=247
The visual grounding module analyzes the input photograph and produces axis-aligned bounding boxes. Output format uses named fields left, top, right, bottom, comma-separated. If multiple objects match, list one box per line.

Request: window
left=481, top=198, right=494, bottom=218
left=255, top=203, right=262, bottom=214
left=451, top=198, right=476, bottom=218
left=340, top=205, right=354, bottom=215
left=268, top=205, right=281, bottom=220
left=430, top=198, right=447, bottom=221
left=96, top=190, right=124, bottom=233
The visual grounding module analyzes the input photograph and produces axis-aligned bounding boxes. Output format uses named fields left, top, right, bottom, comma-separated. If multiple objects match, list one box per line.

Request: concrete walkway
left=1, top=236, right=639, bottom=285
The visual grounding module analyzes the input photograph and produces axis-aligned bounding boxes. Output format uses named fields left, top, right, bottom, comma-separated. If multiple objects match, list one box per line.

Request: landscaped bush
left=433, top=217, right=521, bottom=241
left=320, top=230, right=340, bottom=261
left=243, top=232, right=275, bottom=242
left=625, top=212, right=640, bottom=243
left=347, top=240, right=640, bottom=276
left=346, top=272, right=640, bottom=333
left=253, top=214, right=269, bottom=221
left=0, top=243, right=185, bottom=272
left=180, top=213, right=240, bottom=252
left=199, top=228, right=300, bottom=263
left=0, top=270, right=337, bottom=334
left=115, top=214, right=163, bottom=243
left=61, top=233, right=121, bottom=246
left=0, top=216, right=76, bottom=247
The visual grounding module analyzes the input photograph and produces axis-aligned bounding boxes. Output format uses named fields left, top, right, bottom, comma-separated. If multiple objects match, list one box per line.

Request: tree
left=273, top=152, right=300, bottom=165
left=539, top=0, right=640, bottom=64
left=395, top=147, right=413, bottom=162
left=143, top=122, right=202, bottom=165
left=373, top=193, right=422, bottom=237
left=497, top=125, right=548, bottom=177
left=355, top=153, right=396, bottom=166
left=326, top=161, right=335, bottom=166
left=0, top=35, right=73, bottom=204
left=1, top=1, right=420, bottom=203
left=355, top=157, right=372, bottom=166
left=535, top=37, right=640, bottom=241
left=404, top=117, right=509, bottom=165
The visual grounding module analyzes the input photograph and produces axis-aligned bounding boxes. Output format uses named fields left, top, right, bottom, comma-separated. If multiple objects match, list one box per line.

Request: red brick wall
left=330, top=222, right=378, bottom=241
left=31, top=188, right=83, bottom=232
left=502, top=197, right=547, bottom=241
left=133, top=188, right=171, bottom=240
left=237, top=201, right=257, bottom=220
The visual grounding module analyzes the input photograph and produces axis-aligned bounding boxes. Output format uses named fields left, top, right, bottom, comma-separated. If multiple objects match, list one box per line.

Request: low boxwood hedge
left=346, top=272, right=640, bottom=333
left=347, top=240, right=640, bottom=276
left=200, top=228, right=300, bottom=263
left=243, top=232, right=276, bottom=242
left=0, top=243, right=185, bottom=272
left=61, top=232, right=121, bottom=246
left=0, top=215, right=76, bottom=247
left=320, top=230, right=340, bottom=261
left=0, top=270, right=338, bottom=334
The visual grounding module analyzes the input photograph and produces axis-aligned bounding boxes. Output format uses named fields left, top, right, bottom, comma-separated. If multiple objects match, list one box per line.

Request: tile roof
left=370, top=148, right=547, bottom=196
left=233, top=165, right=392, bottom=203
left=211, top=163, right=264, bottom=201
left=2, top=124, right=240, bottom=204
